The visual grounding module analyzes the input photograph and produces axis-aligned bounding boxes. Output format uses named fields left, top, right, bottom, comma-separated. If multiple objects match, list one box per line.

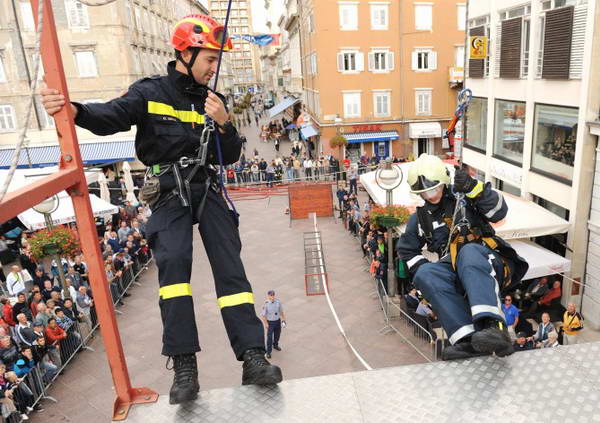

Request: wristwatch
left=217, top=120, right=235, bottom=133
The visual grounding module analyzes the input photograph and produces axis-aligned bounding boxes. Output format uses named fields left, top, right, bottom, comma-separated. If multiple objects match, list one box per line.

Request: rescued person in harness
left=40, top=13, right=282, bottom=404
left=396, top=154, right=528, bottom=360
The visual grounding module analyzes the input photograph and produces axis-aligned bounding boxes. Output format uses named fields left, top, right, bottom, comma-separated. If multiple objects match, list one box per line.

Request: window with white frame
left=74, top=51, right=98, bottom=77
left=411, top=48, right=437, bottom=71
left=0, top=56, right=6, bottom=83
left=415, top=89, right=432, bottom=115
left=339, top=3, right=358, bottom=30
left=373, top=90, right=391, bottom=117
left=457, top=4, right=466, bottom=30
left=370, top=4, right=389, bottom=30
left=0, top=105, right=16, bottom=132
left=455, top=45, right=465, bottom=67
left=415, top=3, right=432, bottom=31
left=498, top=6, right=531, bottom=78
left=343, top=92, right=361, bottom=118
left=310, top=53, right=318, bottom=75
left=20, top=2, right=35, bottom=31
left=65, top=0, right=89, bottom=29
left=125, top=0, right=133, bottom=29
left=35, top=98, right=54, bottom=129
left=337, top=50, right=364, bottom=73
left=134, top=6, right=141, bottom=29
left=368, top=49, right=394, bottom=72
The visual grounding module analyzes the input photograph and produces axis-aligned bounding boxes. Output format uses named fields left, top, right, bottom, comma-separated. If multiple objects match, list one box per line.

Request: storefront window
left=494, top=100, right=526, bottom=164
left=465, top=97, right=487, bottom=151
left=532, top=104, right=578, bottom=182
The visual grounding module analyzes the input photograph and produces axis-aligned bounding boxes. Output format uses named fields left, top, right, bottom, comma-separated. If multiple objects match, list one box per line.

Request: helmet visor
left=419, top=185, right=444, bottom=201
left=410, top=175, right=443, bottom=194
left=208, top=26, right=229, bottom=47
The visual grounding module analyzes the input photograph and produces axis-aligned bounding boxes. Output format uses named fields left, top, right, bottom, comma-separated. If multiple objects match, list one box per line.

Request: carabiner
left=457, top=88, right=472, bottom=108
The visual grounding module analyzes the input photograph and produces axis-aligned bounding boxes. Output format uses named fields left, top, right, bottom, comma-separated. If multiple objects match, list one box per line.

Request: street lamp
left=32, top=195, right=70, bottom=298
left=375, top=158, right=403, bottom=298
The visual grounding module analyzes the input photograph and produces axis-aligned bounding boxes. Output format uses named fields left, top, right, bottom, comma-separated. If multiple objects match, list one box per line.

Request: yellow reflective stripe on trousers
left=159, top=283, right=192, bottom=300
left=147, top=101, right=206, bottom=124
left=217, top=292, right=254, bottom=309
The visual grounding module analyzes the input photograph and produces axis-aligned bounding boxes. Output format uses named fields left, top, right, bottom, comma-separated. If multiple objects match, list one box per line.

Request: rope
left=312, top=214, right=373, bottom=371
left=0, top=0, right=45, bottom=203
left=77, top=0, right=118, bottom=6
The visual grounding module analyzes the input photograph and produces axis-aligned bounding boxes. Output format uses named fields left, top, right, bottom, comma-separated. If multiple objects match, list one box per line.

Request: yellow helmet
left=407, top=154, right=450, bottom=194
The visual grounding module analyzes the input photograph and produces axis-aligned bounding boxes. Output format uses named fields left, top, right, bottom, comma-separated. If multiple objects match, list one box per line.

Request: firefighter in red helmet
left=40, top=14, right=282, bottom=405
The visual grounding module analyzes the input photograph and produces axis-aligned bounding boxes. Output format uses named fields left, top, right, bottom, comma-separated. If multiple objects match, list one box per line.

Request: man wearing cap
left=41, top=12, right=282, bottom=404
left=261, top=291, right=286, bottom=359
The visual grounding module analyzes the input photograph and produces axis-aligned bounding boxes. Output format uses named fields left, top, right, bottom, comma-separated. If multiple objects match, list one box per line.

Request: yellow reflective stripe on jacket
left=147, top=101, right=206, bottom=124
left=159, top=283, right=192, bottom=300
left=466, top=181, right=484, bottom=198
left=217, top=292, right=254, bottom=309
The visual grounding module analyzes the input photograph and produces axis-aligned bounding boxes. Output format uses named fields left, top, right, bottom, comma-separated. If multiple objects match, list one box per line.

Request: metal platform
left=127, top=342, right=600, bottom=422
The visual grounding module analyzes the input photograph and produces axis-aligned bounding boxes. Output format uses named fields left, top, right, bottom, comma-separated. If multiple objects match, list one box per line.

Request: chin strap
left=176, top=48, right=202, bottom=84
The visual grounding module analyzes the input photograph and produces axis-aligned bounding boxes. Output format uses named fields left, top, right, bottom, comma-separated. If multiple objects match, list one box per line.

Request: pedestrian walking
left=40, top=13, right=282, bottom=405
left=261, top=290, right=286, bottom=359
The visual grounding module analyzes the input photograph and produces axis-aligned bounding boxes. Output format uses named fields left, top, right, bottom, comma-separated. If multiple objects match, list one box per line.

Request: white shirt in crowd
left=6, top=269, right=32, bottom=296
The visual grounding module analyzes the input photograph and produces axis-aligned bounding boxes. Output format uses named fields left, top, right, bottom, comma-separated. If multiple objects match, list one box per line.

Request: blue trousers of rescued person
left=413, top=243, right=513, bottom=345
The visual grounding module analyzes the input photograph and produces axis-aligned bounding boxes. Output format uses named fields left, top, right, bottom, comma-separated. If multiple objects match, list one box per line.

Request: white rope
left=77, top=0, right=118, bottom=6
left=0, top=0, right=44, bottom=203
left=312, top=214, right=373, bottom=371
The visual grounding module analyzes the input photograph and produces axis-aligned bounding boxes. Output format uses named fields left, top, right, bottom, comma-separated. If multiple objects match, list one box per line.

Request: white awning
left=359, top=164, right=570, bottom=240
left=268, top=97, right=301, bottom=119
left=18, top=192, right=118, bottom=230
left=409, top=122, right=442, bottom=139
left=508, top=240, right=571, bottom=280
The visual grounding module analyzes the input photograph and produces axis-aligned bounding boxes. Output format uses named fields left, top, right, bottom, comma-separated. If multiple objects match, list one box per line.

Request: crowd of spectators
left=0, top=202, right=152, bottom=420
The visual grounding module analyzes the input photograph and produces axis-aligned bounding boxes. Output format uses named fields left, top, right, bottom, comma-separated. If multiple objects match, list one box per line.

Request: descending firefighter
left=40, top=14, right=282, bottom=404
left=396, top=154, right=528, bottom=360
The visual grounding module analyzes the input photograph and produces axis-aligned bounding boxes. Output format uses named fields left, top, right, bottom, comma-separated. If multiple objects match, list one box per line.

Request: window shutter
left=500, top=18, right=522, bottom=79
left=469, top=26, right=485, bottom=78
left=411, top=51, right=418, bottom=70
left=356, top=52, right=364, bottom=72
left=569, top=3, right=587, bottom=79
left=388, top=52, right=394, bottom=71
left=337, top=53, right=344, bottom=72
left=494, top=23, right=502, bottom=78
left=429, top=51, right=437, bottom=70
left=542, top=6, right=574, bottom=80
left=368, top=52, right=374, bottom=71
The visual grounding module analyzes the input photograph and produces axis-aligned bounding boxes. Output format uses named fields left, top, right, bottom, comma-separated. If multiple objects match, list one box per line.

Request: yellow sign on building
left=469, top=36, right=488, bottom=59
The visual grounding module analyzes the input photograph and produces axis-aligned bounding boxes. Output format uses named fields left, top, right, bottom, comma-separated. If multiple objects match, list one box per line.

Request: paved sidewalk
left=31, top=191, right=425, bottom=422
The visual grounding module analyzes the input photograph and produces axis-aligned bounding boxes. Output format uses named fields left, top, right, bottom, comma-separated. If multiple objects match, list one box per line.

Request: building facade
left=0, top=0, right=208, bottom=162
left=209, top=0, right=259, bottom=96
left=297, top=0, right=465, bottom=161
left=463, top=0, right=600, bottom=326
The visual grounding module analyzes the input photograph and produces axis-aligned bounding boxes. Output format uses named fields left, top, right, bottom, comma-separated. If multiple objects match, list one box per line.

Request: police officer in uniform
left=41, top=14, right=282, bottom=404
left=396, top=154, right=528, bottom=360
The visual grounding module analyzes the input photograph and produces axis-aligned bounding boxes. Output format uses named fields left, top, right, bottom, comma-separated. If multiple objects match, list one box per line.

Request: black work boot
left=442, top=340, right=487, bottom=361
left=471, top=319, right=514, bottom=357
left=168, top=354, right=200, bottom=404
left=241, top=348, right=283, bottom=385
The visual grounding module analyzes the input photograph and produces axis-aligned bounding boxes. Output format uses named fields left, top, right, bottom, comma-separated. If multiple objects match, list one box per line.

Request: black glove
left=453, top=166, right=478, bottom=193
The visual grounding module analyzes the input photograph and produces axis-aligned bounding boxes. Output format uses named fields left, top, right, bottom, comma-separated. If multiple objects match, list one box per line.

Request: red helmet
left=171, top=14, right=233, bottom=52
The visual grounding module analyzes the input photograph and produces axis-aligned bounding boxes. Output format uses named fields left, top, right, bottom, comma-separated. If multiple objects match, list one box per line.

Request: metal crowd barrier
left=3, top=251, right=155, bottom=421
left=351, top=216, right=439, bottom=362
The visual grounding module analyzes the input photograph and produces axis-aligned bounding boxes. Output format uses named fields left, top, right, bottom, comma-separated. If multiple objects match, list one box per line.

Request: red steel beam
left=26, top=1, right=157, bottom=420
left=0, top=168, right=79, bottom=223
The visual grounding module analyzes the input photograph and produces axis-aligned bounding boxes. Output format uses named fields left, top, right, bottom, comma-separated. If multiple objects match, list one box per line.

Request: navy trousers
left=413, top=243, right=508, bottom=345
left=266, top=319, right=281, bottom=354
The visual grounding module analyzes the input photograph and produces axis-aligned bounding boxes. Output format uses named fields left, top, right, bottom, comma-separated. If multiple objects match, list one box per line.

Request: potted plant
left=369, top=204, right=411, bottom=229
left=329, top=135, right=348, bottom=159
left=29, top=226, right=81, bottom=261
